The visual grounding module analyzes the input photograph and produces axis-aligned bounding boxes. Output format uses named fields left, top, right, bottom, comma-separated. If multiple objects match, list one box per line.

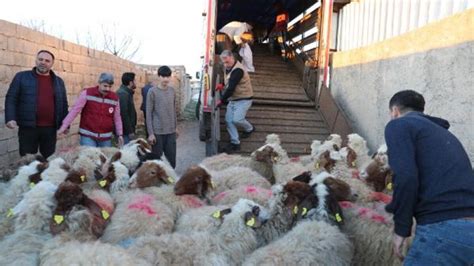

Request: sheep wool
left=210, top=166, right=272, bottom=196
left=211, top=185, right=272, bottom=207
left=101, top=191, right=174, bottom=244
left=174, top=205, right=230, bottom=233
left=244, top=220, right=353, bottom=266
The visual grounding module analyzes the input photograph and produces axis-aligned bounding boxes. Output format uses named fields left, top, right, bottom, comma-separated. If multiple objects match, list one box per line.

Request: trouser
left=79, top=136, right=112, bottom=148
left=18, top=126, right=57, bottom=159
left=225, top=99, right=253, bottom=145
left=404, top=218, right=474, bottom=266
left=152, top=133, right=176, bottom=168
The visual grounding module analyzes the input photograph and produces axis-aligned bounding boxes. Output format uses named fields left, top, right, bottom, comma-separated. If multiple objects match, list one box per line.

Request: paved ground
left=175, top=120, right=206, bottom=176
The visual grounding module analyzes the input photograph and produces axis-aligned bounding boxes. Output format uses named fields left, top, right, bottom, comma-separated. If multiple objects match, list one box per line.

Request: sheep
left=39, top=238, right=149, bottom=266
left=69, top=147, right=107, bottom=182
left=111, top=138, right=153, bottom=174
left=256, top=181, right=316, bottom=246
left=243, top=220, right=353, bottom=266
left=129, top=159, right=178, bottom=189
left=0, top=159, right=48, bottom=239
left=40, top=157, right=70, bottom=186
left=174, top=205, right=230, bottom=233
left=49, top=182, right=113, bottom=241
left=339, top=200, right=408, bottom=266
left=127, top=198, right=270, bottom=266
left=209, top=166, right=272, bottom=195
left=253, top=134, right=309, bottom=184
left=360, top=144, right=394, bottom=192
left=101, top=191, right=174, bottom=246
left=0, top=181, right=57, bottom=266
left=347, top=133, right=372, bottom=169
left=211, top=185, right=273, bottom=207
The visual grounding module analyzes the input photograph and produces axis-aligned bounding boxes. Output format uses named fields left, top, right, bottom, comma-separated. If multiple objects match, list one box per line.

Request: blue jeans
left=404, top=219, right=474, bottom=266
left=225, top=99, right=253, bottom=145
left=80, top=136, right=112, bottom=147
left=123, top=135, right=130, bottom=145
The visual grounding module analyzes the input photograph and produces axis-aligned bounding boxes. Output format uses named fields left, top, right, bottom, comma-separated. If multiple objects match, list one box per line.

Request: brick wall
left=0, top=19, right=190, bottom=170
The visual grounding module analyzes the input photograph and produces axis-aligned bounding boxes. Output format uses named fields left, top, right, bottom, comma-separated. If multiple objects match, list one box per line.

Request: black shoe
left=241, top=126, right=256, bottom=139
left=223, top=143, right=241, bottom=153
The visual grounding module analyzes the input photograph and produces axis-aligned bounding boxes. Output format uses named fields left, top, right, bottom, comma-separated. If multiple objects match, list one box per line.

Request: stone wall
left=330, top=9, right=474, bottom=162
left=0, top=19, right=190, bottom=170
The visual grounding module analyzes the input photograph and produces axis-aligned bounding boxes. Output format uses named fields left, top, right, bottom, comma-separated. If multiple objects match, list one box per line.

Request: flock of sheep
left=0, top=133, right=407, bottom=266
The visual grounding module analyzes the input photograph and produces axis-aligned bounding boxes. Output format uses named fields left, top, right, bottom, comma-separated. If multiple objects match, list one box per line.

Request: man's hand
left=148, top=134, right=156, bottom=145
left=118, top=136, right=124, bottom=147
left=6, top=120, right=18, bottom=129
left=393, top=233, right=406, bottom=261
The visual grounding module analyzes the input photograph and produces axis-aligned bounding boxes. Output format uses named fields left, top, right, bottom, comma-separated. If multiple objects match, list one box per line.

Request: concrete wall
left=0, top=19, right=190, bottom=170
left=330, top=9, right=474, bottom=162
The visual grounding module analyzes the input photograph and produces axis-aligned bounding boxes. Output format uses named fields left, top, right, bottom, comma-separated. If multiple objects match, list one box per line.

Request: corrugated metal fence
left=337, top=0, right=474, bottom=51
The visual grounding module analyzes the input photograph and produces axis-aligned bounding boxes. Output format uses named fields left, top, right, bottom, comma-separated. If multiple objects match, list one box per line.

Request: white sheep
left=0, top=231, right=52, bottom=266
left=128, top=198, right=269, bottom=265
left=347, top=133, right=372, bottom=170
left=339, top=201, right=407, bottom=266
left=209, top=166, right=272, bottom=196
left=243, top=220, right=353, bottom=266
left=101, top=190, right=174, bottom=245
left=174, top=205, right=230, bottom=233
left=39, top=238, right=149, bottom=266
left=40, top=157, right=70, bottom=186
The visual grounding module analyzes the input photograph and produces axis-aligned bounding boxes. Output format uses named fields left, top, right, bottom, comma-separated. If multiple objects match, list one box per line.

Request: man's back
left=385, top=111, right=474, bottom=233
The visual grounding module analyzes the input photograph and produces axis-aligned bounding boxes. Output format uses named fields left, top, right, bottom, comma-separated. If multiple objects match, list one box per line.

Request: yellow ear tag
left=29, top=182, right=35, bottom=189
left=314, top=162, right=320, bottom=169
left=6, top=208, right=14, bottom=218
left=272, top=156, right=280, bottom=163
left=54, top=215, right=64, bottom=224
left=351, top=161, right=356, bottom=167
left=101, top=210, right=110, bottom=220
left=99, top=180, right=107, bottom=187
left=386, top=182, right=393, bottom=191
left=335, top=213, right=343, bottom=223
left=293, top=206, right=298, bottom=215
left=80, top=175, right=86, bottom=182
left=211, top=181, right=216, bottom=190
left=212, top=211, right=221, bottom=219
left=302, top=207, right=308, bottom=216
left=246, top=217, right=256, bottom=227
left=167, top=176, right=175, bottom=184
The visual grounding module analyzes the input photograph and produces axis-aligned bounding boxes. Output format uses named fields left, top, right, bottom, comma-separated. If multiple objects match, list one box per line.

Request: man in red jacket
left=58, top=73, right=123, bottom=147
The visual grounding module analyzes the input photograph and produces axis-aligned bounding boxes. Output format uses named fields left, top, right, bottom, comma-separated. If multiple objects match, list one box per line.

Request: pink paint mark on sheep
left=358, top=208, right=370, bottom=217
left=370, top=214, right=387, bottom=224
left=181, top=195, right=205, bottom=208
left=128, top=195, right=157, bottom=217
left=370, top=192, right=392, bottom=204
left=339, top=201, right=354, bottom=209
left=290, top=156, right=300, bottom=162
left=213, top=191, right=228, bottom=202
left=245, top=186, right=258, bottom=193
left=351, top=170, right=360, bottom=179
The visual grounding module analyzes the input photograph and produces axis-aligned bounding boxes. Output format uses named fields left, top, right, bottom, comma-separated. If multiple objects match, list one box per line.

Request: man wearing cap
left=5, top=50, right=69, bottom=159
left=58, top=73, right=124, bottom=147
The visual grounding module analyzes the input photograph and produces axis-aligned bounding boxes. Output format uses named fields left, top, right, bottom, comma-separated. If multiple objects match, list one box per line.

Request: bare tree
left=21, top=19, right=47, bottom=33
left=101, top=23, right=141, bottom=61
left=75, top=29, right=98, bottom=50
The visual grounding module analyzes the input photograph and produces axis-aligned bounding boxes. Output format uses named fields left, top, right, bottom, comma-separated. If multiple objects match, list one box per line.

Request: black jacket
left=5, top=68, right=68, bottom=129
left=117, top=85, right=137, bottom=135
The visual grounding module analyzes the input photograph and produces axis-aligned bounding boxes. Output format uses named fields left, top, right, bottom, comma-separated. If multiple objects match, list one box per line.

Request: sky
left=0, top=0, right=206, bottom=77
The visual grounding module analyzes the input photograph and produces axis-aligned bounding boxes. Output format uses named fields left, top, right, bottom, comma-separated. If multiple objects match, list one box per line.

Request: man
left=219, top=50, right=255, bottom=152
left=57, top=73, right=123, bottom=147
left=146, top=66, right=178, bottom=168
left=117, top=72, right=137, bottom=144
left=384, top=90, right=474, bottom=265
left=5, top=50, right=68, bottom=159
left=219, top=21, right=253, bottom=47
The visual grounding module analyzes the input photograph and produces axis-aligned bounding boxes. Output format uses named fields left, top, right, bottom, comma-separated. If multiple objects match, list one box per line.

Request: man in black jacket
left=385, top=90, right=474, bottom=264
left=5, top=50, right=68, bottom=158
left=117, top=72, right=137, bottom=144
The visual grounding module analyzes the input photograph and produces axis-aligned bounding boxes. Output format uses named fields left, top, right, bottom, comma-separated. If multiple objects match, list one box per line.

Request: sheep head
left=253, top=145, right=282, bottom=164
left=28, top=160, right=49, bottom=185
left=316, top=150, right=336, bottom=172
left=282, top=181, right=316, bottom=213
left=65, top=168, right=88, bottom=184
left=175, top=165, right=213, bottom=198
left=291, top=171, right=312, bottom=183
left=129, top=160, right=170, bottom=189
left=228, top=199, right=269, bottom=229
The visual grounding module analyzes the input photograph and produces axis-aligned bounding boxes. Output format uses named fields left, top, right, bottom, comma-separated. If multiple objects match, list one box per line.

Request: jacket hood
left=408, top=112, right=450, bottom=129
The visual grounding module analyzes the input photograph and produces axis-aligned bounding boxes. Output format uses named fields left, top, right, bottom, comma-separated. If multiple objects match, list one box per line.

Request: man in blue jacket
left=5, top=50, right=68, bottom=159
left=385, top=90, right=474, bottom=265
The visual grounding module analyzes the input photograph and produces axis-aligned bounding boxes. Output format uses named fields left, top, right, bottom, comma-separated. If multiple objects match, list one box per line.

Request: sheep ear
left=111, top=152, right=122, bottom=162
left=28, top=173, right=42, bottom=185
left=100, top=154, right=107, bottom=164
left=327, top=194, right=344, bottom=226
left=37, top=162, right=49, bottom=172
left=292, top=171, right=312, bottom=183
left=35, top=154, right=47, bottom=163
left=371, top=152, right=377, bottom=159
left=211, top=208, right=232, bottom=219
left=244, top=211, right=261, bottom=228
left=332, top=144, right=340, bottom=151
